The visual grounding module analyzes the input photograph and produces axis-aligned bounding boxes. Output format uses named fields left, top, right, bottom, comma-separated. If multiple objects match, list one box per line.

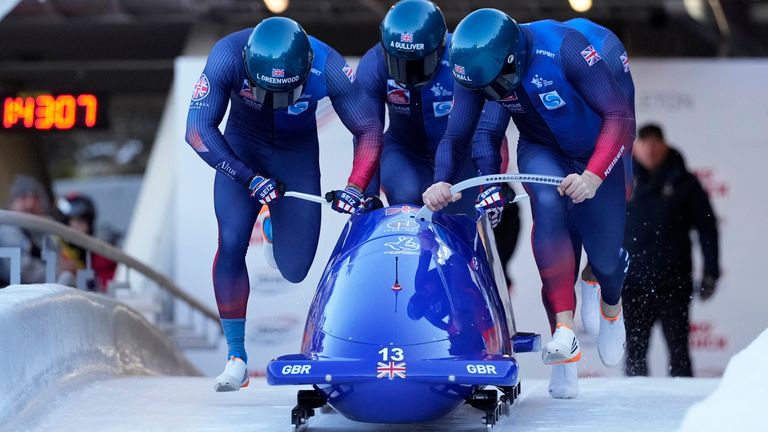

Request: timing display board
left=1, top=93, right=107, bottom=131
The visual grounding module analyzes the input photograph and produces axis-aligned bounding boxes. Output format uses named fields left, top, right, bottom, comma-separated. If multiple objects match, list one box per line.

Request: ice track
left=30, top=376, right=717, bottom=432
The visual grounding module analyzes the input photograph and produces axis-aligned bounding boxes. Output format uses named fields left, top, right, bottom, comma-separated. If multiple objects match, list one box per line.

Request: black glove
left=698, top=275, right=718, bottom=301
left=248, top=175, right=285, bottom=204
left=325, top=186, right=364, bottom=214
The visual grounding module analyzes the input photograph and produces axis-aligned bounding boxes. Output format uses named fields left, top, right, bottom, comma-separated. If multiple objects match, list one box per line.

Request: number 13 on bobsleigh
left=268, top=174, right=563, bottom=430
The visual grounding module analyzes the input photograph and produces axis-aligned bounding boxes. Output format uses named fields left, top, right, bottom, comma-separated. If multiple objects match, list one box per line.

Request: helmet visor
left=475, top=58, right=520, bottom=101
left=385, top=48, right=441, bottom=88
left=249, top=82, right=304, bottom=110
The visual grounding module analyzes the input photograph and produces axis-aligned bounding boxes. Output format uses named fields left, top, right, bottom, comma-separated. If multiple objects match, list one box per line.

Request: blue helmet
left=449, top=9, right=527, bottom=101
left=243, top=17, right=314, bottom=109
left=380, top=0, right=447, bottom=88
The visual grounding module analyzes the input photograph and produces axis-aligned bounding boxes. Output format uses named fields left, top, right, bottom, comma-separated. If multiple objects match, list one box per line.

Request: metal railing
left=0, top=209, right=220, bottom=346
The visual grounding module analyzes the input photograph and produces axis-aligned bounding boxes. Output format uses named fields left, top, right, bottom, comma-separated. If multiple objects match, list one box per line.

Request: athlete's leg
left=211, top=171, right=260, bottom=391
left=266, top=135, right=322, bottom=283
left=571, top=163, right=628, bottom=308
left=517, top=143, right=578, bottom=333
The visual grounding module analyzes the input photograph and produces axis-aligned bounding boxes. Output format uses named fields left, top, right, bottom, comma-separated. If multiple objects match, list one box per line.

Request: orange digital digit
left=35, top=94, right=55, bottom=130
left=22, top=97, right=35, bottom=128
left=3, top=97, right=17, bottom=128
left=76, top=94, right=98, bottom=127
left=54, top=94, right=77, bottom=130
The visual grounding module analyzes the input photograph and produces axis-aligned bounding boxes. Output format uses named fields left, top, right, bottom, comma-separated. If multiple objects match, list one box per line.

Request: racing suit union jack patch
left=580, top=45, right=601, bottom=66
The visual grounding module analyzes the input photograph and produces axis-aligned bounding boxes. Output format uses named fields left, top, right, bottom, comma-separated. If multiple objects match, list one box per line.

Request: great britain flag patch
left=580, top=45, right=601, bottom=66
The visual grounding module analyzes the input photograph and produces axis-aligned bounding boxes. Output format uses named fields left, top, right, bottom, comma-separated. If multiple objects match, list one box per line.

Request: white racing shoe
left=579, top=280, right=601, bottom=337
left=213, top=356, right=249, bottom=392
left=597, top=307, right=626, bottom=367
left=549, top=363, right=579, bottom=399
left=542, top=325, right=581, bottom=365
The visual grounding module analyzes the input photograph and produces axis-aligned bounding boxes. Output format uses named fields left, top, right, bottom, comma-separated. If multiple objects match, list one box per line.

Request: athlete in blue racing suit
left=421, top=10, right=635, bottom=398
left=185, top=17, right=382, bottom=391
left=358, top=0, right=479, bottom=215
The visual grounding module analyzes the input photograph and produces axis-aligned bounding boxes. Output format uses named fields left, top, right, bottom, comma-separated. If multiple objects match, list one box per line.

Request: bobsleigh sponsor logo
left=215, top=161, right=237, bottom=178
left=191, top=73, right=209, bottom=101
left=452, top=64, right=472, bottom=82
left=281, top=365, right=311, bottom=375
left=287, top=100, right=309, bottom=115
left=580, top=45, right=601, bottom=66
left=467, top=364, right=498, bottom=374
left=433, top=100, right=453, bottom=117
left=604, top=145, right=625, bottom=177
left=430, top=82, right=452, bottom=97
left=538, top=90, right=566, bottom=110
left=620, top=51, right=630, bottom=72
left=239, top=80, right=256, bottom=100
left=384, top=236, right=420, bottom=255
left=530, top=74, right=553, bottom=89
left=387, top=79, right=410, bottom=105
left=385, top=218, right=419, bottom=232
left=247, top=315, right=301, bottom=345
left=535, top=49, right=555, bottom=59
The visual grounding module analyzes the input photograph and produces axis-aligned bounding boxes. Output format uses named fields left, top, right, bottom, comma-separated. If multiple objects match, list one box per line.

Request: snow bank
left=0, top=284, right=199, bottom=426
left=679, top=327, right=768, bottom=432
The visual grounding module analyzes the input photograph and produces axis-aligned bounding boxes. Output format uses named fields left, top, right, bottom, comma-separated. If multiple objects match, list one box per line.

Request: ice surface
left=679, top=328, right=768, bottom=432
left=31, top=376, right=717, bottom=432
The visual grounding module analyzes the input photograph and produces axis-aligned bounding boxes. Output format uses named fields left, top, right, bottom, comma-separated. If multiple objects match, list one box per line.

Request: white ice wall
left=0, top=285, right=199, bottom=429
left=679, top=328, right=768, bottom=432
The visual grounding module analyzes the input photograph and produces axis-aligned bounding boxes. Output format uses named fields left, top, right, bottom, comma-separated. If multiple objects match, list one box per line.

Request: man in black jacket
left=623, top=124, right=720, bottom=377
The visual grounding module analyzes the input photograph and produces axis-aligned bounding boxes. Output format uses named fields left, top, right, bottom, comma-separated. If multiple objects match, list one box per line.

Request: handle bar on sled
left=284, top=191, right=331, bottom=206
left=413, top=173, right=566, bottom=222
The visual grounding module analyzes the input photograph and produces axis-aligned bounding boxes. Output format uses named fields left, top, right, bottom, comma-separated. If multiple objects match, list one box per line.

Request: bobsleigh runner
left=267, top=174, right=564, bottom=430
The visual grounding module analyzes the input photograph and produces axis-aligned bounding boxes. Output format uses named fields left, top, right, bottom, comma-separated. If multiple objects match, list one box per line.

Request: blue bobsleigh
left=267, top=174, right=562, bottom=430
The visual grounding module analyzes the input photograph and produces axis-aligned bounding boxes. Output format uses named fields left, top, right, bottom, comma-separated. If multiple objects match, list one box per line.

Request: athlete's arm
left=325, top=48, right=383, bottom=192
left=472, top=101, right=512, bottom=176
left=355, top=47, right=387, bottom=133
left=185, top=38, right=256, bottom=187
left=560, top=31, right=635, bottom=180
left=433, top=84, right=486, bottom=183
left=422, top=85, right=485, bottom=210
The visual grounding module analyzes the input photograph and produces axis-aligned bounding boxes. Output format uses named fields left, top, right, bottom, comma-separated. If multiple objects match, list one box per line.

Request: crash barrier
left=0, top=284, right=200, bottom=428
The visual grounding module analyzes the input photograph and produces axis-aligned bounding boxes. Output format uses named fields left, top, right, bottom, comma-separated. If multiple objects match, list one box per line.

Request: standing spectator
left=623, top=123, right=720, bottom=377
left=0, top=175, right=72, bottom=286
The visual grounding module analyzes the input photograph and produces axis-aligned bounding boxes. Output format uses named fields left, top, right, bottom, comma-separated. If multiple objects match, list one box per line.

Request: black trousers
left=623, top=274, right=693, bottom=377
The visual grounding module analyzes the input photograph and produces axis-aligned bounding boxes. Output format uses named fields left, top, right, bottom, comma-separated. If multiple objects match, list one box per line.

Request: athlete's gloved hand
left=325, top=186, right=364, bottom=214
left=558, top=170, right=603, bottom=203
left=361, top=195, right=384, bottom=213
left=422, top=182, right=462, bottom=211
left=248, top=175, right=284, bottom=204
left=475, top=184, right=514, bottom=228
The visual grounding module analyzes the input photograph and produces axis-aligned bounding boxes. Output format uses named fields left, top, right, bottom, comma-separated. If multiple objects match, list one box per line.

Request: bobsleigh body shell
left=267, top=205, right=519, bottom=423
